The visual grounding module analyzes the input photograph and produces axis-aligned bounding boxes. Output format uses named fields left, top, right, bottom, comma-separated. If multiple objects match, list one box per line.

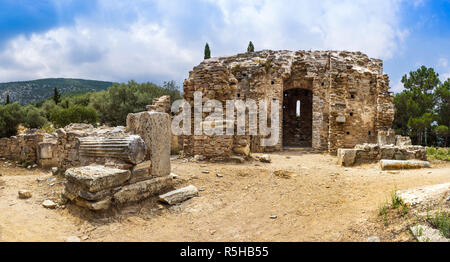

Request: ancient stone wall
left=0, top=131, right=46, bottom=163
left=183, top=50, right=394, bottom=158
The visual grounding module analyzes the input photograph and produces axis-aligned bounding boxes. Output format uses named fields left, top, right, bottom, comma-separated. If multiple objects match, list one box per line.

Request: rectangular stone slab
left=65, top=165, right=131, bottom=193
left=64, top=182, right=121, bottom=201
left=159, top=185, right=199, bottom=205
left=113, top=176, right=172, bottom=204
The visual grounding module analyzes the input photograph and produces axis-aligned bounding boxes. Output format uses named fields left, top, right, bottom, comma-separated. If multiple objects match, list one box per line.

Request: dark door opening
left=283, top=88, right=313, bottom=147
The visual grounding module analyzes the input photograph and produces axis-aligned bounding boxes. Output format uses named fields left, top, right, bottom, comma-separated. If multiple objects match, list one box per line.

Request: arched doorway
left=282, top=88, right=313, bottom=147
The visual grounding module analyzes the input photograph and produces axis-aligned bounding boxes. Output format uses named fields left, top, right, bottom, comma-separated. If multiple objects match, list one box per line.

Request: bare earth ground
left=0, top=151, right=448, bottom=242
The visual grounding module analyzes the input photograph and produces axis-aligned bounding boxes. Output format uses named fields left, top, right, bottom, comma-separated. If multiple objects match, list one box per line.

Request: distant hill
left=0, top=78, right=114, bottom=105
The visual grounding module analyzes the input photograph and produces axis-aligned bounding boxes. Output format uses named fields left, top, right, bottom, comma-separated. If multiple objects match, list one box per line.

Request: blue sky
left=0, top=0, right=449, bottom=93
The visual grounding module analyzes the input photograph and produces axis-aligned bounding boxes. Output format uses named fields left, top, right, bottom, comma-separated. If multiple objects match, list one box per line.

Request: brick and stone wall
left=183, top=50, right=395, bottom=158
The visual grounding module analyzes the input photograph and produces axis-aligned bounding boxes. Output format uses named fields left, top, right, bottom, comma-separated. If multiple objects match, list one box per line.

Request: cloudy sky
left=0, top=0, right=449, bottom=92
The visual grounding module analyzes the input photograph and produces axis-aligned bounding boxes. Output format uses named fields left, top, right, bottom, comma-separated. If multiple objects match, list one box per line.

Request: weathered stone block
left=64, top=182, right=120, bottom=201
left=159, top=185, right=199, bottom=205
left=126, top=112, right=171, bottom=177
left=337, top=149, right=357, bottom=166
left=129, top=160, right=153, bottom=184
left=113, top=176, right=172, bottom=204
left=73, top=197, right=112, bottom=211
left=65, top=166, right=131, bottom=193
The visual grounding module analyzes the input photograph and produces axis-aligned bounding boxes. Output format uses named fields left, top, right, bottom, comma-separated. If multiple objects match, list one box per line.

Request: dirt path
left=0, top=152, right=449, bottom=242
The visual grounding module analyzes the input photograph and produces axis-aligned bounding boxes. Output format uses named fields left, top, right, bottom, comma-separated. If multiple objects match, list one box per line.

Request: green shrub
left=23, top=105, right=47, bottom=129
left=427, top=147, right=437, bottom=155
left=50, top=105, right=98, bottom=128
left=429, top=211, right=450, bottom=238
left=0, top=103, right=25, bottom=138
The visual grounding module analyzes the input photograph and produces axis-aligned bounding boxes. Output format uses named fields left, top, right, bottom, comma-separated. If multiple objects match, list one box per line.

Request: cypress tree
left=5, top=94, right=10, bottom=105
left=53, top=87, right=61, bottom=105
left=204, top=43, right=211, bottom=59
left=247, top=41, right=255, bottom=53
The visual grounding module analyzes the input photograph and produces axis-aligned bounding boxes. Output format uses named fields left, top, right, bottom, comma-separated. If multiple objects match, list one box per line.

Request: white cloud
left=0, top=0, right=409, bottom=84
left=441, top=72, right=450, bottom=82
left=392, top=79, right=405, bottom=93
left=207, top=0, right=407, bottom=59
left=438, top=58, right=448, bottom=68
left=0, top=18, right=197, bottom=84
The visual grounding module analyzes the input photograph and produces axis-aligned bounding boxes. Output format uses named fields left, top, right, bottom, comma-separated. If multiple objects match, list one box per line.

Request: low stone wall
left=338, top=144, right=427, bottom=166
left=0, top=131, right=46, bottom=163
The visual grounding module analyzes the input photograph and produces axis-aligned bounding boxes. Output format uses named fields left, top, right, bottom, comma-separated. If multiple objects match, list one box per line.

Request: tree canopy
left=393, top=65, right=449, bottom=146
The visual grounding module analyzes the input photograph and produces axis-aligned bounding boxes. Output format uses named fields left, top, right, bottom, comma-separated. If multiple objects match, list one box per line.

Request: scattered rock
left=169, top=173, right=179, bottom=179
left=18, top=190, right=32, bottom=199
left=396, top=183, right=450, bottom=207
left=410, top=225, right=449, bottom=242
left=42, top=200, right=57, bottom=209
left=194, top=155, right=205, bottom=161
left=272, top=170, right=294, bottom=179
left=32, top=164, right=38, bottom=168
left=51, top=167, right=59, bottom=176
left=367, top=236, right=381, bottom=242
left=159, top=185, right=199, bottom=205
left=65, top=236, right=81, bottom=242
left=47, top=177, right=57, bottom=183
left=81, top=236, right=89, bottom=241
left=270, top=215, right=277, bottom=219
left=229, top=156, right=245, bottom=163
left=259, top=154, right=271, bottom=163
left=216, top=173, right=223, bottom=178
left=202, top=170, right=210, bottom=174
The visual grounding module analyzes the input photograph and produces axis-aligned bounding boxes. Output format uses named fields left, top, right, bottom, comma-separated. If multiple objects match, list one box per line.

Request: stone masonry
left=183, top=50, right=394, bottom=158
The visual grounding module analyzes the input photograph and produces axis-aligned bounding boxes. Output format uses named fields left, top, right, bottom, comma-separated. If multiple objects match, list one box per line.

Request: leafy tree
left=393, top=66, right=440, bottom=145
left=435, top=79, right=449, bottom=127
left=204, top=43, right=211, bottom=59
left=5, top=94, right=10, bottom=105
left=247, top=41, right=255, bottom=53
left=435, top=125, right=449, bottom=146
left=53, top=87, right=61, bottom=105
left=23, top=105, right=47, bottom=129
left=0, top=103, right=25, bottom=137
left=49, top=105, right=98, bottom=128
left=90, top=80, right=181, bottom=126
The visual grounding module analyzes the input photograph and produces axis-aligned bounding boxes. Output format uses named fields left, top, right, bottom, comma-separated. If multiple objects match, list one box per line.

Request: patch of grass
left=427, top=147, right=449, bottom=161
left=21, top=161, right=31, bottom=168
left=428, top=210, right=450, bottom=238
left=378, top=202, right=389, bottom=216
left=391, top=191, right=405, bottom=209
left=378, top=191, right=409, bottom=221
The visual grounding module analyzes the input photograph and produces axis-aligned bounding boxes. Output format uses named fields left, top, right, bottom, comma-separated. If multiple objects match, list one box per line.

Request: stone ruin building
left=180, top=49, right=429, bottom=165
left=182, top=50, right=395, bottom=158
